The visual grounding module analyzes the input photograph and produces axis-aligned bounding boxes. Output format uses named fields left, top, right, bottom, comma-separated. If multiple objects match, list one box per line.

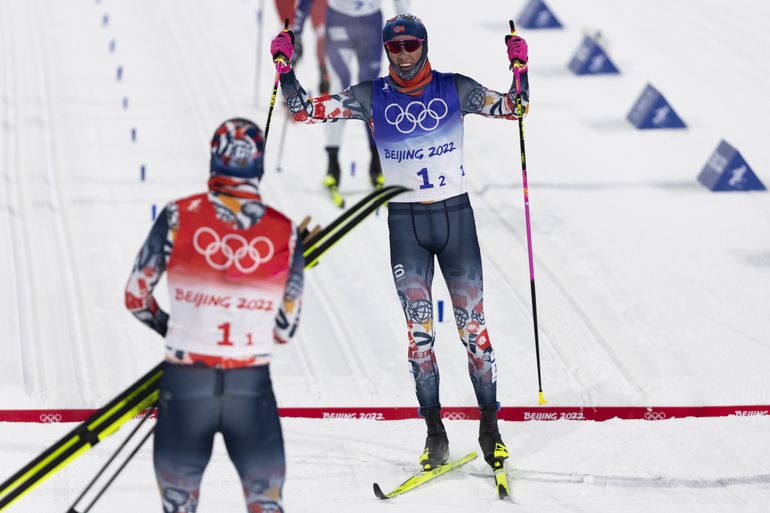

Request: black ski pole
left=264, top=18, right=290, bottom=146
left=0, top=365, right=162, bottom=512
left=66, top=407, right=155, bottom=513
left=71, top=426, right=155, bottom=513
left=509, top=19, right=546, bottom=405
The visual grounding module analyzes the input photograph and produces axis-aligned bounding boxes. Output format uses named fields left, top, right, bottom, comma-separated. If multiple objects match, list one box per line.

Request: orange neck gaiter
left=207, top=176, right=262, bottom=201
left=388, top=61, right=433, bottom=96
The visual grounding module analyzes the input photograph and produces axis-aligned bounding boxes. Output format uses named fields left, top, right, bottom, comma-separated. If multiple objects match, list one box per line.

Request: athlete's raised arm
left=455, top=73, right=529, bottom=119
left=271, top=29, right=373, bottom=124
left=455, top=34, right=530, bottom=119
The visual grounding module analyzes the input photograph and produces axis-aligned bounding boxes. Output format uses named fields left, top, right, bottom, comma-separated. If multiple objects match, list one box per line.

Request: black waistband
left=388, top=193, right=471, bottom=215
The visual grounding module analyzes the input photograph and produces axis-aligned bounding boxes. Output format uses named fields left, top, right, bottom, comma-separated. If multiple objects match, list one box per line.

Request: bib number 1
left=217, top=322, right=254, bottom=346
left=217, top=322, right=233, bottom=346
left=417, top=167, right=446, bottom=189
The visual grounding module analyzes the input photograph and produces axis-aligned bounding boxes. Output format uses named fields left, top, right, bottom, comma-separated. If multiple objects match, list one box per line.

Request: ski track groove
left=303, top=269, right=371, bottom=385
left=0, top=0, right=28, bottom=399
left=3, top=0, right=46, bottom=403
left=599, top=1, right=770, bottom=95
left=472, top=187, right=648, bottom=404
left=157, top=1, right=210, bottom=142
left=666, top=2, right=770, bottom=93
left=474, top=213, right=593, bottom=404
left=31, top=0, right=98, bottom=405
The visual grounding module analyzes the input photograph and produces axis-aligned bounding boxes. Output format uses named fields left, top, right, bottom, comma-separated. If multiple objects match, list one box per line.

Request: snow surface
left=3, top=416, right=770, bottom=512
left=1, top=0, right=770, bottom=511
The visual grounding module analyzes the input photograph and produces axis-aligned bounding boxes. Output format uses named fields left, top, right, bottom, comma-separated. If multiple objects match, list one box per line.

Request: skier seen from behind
left=125, top=118, right=303, bottom=513
left=270, top=15, right=530, bottom=472
left=290, top=0, right=411, bottom=207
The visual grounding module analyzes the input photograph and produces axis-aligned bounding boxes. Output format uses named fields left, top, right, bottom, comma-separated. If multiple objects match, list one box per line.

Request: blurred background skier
left=125, top=118, right=304, bottom=513
left=290, top=0, right=411, bottom=207
left=269, top=15, right=530, bottom=472
left=274, top=0, right=329, bottom=91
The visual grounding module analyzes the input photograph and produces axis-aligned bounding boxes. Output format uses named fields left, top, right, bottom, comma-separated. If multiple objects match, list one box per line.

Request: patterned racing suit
left=278, top=66, right=529, bottom=414
left=125, top=180, right=303, bottom=513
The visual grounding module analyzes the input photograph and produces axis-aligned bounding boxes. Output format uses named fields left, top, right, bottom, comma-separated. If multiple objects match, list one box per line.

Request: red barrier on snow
left=0, top=405, right=768, bottom=423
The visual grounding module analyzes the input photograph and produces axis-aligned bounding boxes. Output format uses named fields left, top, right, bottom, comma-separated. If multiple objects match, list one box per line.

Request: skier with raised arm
left=270, top=14, right=530, bottom=477
left=125, top=118, right=303, bottom=513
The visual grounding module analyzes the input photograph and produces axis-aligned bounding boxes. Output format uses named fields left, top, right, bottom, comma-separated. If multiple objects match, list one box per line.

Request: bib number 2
left=417, top=167, right=446, bottom=190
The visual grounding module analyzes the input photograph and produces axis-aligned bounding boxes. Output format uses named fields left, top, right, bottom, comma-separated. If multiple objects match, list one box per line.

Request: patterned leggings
left=387, top=194, right=498, bottom=415
left=154, top=363, right=285, bottom=513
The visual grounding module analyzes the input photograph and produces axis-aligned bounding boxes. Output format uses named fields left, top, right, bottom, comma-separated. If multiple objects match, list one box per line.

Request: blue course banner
left=517, top=0, right=563, bottom=29
left=568, top=35, right=620, bottom=75
left=627, top=83, right=686, bottom=129
left=697, top=140, right=766, bottom=192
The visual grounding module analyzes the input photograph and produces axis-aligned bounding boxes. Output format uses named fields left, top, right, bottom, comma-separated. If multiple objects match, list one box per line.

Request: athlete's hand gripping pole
left=508, top=20, right=546, bottom=406
left=264, top=18, right=292, bottom=146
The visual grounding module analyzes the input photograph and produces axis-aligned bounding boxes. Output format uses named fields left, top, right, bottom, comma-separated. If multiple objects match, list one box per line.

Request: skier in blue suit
left=271, top=14, right=530, bottom=471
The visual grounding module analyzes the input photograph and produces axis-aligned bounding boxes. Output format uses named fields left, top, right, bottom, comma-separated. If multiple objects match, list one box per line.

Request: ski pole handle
left=265, top=18, right=290, bottom=146
left=273, top=18, right=290, bottom=66
left=508, top=19, right=524, bottom=95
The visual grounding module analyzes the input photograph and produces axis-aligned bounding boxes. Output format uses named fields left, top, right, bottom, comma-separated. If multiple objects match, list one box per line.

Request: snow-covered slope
left=1, top=0, right=768, bottom=410
left=4, top=415, right=770, bottom=512
left=2, top=1, right=770, bottom=512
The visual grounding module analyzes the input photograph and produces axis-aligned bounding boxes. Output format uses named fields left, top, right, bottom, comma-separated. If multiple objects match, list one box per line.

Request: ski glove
left=505, top=35, right=528, bottom=71
left=271, top=31, right=295, bottom=74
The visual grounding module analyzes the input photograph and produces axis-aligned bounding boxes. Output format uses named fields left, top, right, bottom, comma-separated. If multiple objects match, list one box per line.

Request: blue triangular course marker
left=627, top=83, right=686, bottom=129
left=697, top=140, right=766, bottom=192
left=517, top=0, right=563, bottom=29
left=568, top=35, right=620, bottom=75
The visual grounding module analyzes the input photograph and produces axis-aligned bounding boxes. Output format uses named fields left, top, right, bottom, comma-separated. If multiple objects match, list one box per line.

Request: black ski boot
left=418, top=408, right=449, bottom=470
left=368, top=144, right=384, bottom=189
left=323, top=146, right=344, bottom=208
left=323, top=146, right=341, bottom=185
left=478, top=405, right=509, bottom=469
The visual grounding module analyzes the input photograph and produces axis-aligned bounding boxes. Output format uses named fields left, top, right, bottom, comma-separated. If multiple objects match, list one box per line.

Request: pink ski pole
left=510, top=20, right=546, bottom=405
left=264, top=18, right=290, bottom=146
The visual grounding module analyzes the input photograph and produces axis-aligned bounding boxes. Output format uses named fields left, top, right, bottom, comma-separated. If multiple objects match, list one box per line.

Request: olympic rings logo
left=193, top=227, right=274, bottom=273
left=442, top=411, right=466, bottom=421
left=384, top=99, right=448, bottom=134
left=39, top=413, right=62, bottom=423
left=643, top=410, right=667, bottom=421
